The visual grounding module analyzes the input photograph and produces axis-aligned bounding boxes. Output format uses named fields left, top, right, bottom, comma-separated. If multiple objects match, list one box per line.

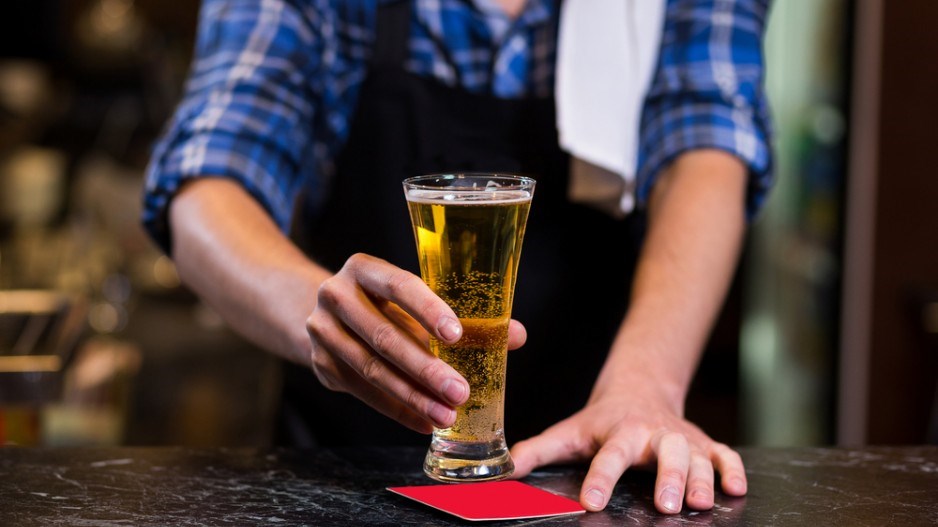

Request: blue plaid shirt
left=144, top=0, right=773, bottom=254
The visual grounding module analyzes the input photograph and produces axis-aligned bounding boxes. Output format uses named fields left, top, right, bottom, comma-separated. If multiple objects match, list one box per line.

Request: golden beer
left=404, top=174, right=533, bottom=482
left=433, top=318, right=509, bottom=443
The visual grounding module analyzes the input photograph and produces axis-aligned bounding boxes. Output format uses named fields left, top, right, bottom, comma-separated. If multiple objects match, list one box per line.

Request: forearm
left=594, top=149, right=748, bottom=410
left=169, top=178, right=331, bottom=366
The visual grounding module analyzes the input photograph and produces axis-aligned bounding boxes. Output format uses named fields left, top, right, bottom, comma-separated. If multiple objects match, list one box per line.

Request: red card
left=387, top=480, right=586, bottom=521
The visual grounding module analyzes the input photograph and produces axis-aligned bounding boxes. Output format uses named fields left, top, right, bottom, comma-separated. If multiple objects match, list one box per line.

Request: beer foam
left=406, top=188, right=532, bottom=204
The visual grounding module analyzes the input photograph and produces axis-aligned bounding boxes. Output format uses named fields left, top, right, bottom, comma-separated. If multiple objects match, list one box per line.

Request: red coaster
left=387, top=480, right=586, bottom=521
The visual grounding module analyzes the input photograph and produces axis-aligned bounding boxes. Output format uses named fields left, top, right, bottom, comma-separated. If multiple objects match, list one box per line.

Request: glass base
left=423, top=435, right=514, bottom=482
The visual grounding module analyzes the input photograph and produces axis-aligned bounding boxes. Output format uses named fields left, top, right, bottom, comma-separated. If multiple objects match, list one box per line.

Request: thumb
left=510, top=419, right=590, bottom=478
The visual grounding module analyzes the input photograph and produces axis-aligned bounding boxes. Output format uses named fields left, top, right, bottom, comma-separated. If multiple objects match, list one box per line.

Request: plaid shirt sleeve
left=142, top=0, right=372, bottom=254
left=636, top=0, right=774, bottom=219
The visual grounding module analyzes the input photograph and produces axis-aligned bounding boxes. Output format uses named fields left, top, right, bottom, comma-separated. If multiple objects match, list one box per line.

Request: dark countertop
left=1, top=446, right=936, bottom=526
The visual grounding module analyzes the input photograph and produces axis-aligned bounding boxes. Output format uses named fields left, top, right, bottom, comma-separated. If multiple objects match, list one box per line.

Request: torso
left=280, top=0, right=645, bottom=448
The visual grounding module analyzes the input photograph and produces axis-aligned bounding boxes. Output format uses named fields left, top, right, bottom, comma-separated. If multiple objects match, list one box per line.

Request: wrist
left=280, top=263, right=331, bottom=368
left=591, top=326, right=693, bottom=416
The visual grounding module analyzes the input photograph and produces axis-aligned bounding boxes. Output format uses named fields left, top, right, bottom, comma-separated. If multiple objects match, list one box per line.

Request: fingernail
left=441, top=378, right=468, bottom=405
left=429, top=402, right=455, bottom=428
left=584, top=488, right=604, bottom=509
left=660, top=486, right=681, bottom=513
left=437, top=316, right=462, bottom=342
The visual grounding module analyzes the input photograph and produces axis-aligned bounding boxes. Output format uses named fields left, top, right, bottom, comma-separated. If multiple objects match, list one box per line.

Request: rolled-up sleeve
left=143, top=0, right=323, bottom=254
left=636, top=0, right=774, bottom=219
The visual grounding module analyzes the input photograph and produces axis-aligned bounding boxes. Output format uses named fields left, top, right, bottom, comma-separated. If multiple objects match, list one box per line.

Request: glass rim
left=402, top=172, right=536, bottom=191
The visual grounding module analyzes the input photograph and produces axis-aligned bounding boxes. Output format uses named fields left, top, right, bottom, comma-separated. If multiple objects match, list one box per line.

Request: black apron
left=281, top=1, right=646, bottom=447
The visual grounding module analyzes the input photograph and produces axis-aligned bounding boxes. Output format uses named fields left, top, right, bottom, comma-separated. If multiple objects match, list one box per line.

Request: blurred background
left=0, top=0, right=935, bottom=449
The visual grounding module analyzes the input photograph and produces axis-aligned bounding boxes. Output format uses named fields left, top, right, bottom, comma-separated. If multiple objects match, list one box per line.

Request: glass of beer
left=403, top=173, right=534, bottom=482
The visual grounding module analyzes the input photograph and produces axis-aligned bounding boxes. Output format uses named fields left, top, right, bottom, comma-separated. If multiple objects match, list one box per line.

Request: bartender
left=142, top=0, right=773, bottom=515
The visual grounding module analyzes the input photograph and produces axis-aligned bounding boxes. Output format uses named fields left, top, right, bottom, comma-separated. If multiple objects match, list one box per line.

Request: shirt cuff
left=142, top=123, right=297, bottom=256
left=635, top=91, right=774, bottom=221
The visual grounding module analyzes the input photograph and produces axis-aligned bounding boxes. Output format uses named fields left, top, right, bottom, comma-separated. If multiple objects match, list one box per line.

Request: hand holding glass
left=404, top=173, right=534, bottom=482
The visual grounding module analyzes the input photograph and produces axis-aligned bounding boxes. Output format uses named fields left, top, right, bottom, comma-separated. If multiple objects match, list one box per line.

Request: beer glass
left=403, top=173, right=534, bottom=482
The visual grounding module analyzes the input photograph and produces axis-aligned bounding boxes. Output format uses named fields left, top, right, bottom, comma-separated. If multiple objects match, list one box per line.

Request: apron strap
left=372, top=0, right=412, bottom=69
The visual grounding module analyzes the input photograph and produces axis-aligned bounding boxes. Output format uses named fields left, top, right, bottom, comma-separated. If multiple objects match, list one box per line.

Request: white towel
left=556, top=0, right=666, bottom=216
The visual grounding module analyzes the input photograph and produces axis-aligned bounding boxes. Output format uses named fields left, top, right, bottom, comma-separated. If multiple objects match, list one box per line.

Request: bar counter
left=1, top=445, right=936, bottom=526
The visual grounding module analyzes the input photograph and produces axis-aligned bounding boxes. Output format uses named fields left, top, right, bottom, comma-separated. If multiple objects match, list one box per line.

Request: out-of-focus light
left=101, top=0, right=134, bottom=19
left=102, top=274, right=131, bottom=304
left=76, top=0, right=143, bottom=53
left=811, top=104, right=845, bottom=145
left=0, top=355, right=61, bottom=373
left=89, top=302, right=122, bottom=333
left=924, top=303, right=938, bottom=334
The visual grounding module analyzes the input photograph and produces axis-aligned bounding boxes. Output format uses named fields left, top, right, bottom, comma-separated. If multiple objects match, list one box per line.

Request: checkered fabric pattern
left=143, top=0, right=773, bottom=254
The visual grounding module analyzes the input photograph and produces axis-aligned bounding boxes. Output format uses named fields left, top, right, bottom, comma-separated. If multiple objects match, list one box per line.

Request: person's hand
left=306, top=253, right=527, bottom=433
left=510, top=376, right=746, bottom=515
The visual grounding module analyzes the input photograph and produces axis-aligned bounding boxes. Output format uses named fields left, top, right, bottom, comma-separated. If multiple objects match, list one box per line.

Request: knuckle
left=417, top=359, right=446, bottom=384
left=403, top=387, right=427, bottom=415
left=689, top=478, right=714, bottom=494
left=386, top=270, right=418, bottom=297
left=666, top=430, right=689, bottom=444
left=416, top=296, right=442, bottom=324
left=729, top=450, right=744, bottom=465
left=599, top=442, right=631, bottom=466
left=309, top=354, right=340, bottom=392
left=345, top=252, right=370, bottom=269
left=607, top=420, right=632, bottom=439
left=317, top=278, right=341, bottom=306
left=371, top=323, right=403, bottom=355
left=660, top=468, right=688, bottom=486
left=712, top=443, right=743, bottom=464
left=576, top=437, right=598, bottom=457
left=307, top=329, right=331, bottom=370
left=662, top=431, right=690, bottom=451
left=306, top=310, right=327, bottom=339
left=563, top=428, right=595, bottom=457
left=359, top=354, right=385, bottom=384
left=690, top=451, right=713, bottom=469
